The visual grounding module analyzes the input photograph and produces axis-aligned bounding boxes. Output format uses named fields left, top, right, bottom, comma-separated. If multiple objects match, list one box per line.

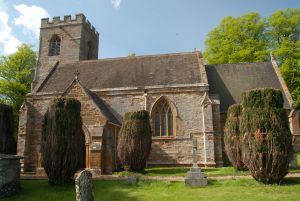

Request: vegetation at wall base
left=224, top=104, right=247, bottom=171
left=0, top=104, right=16, bottom=154
left=240, top=88, right=293, bottom=184
left=41, top=98, right=85, bottom=185
left=117, top=110, right=152, bottom=172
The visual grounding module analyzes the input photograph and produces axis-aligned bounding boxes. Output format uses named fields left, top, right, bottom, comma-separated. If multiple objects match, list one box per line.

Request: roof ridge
left=59, top=51, right=198, bottom=65
left=206, top=61, right=271, bottom=66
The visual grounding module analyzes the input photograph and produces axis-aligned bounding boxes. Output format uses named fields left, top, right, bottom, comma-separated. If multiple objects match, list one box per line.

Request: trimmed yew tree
left=240, top=88, right=292, bottom=184
left=41, top=98, right=85, bottom=185
left=117, top=110, right=152, bottom=172
left=224, top=104, right=247, bottom=170
left=0, top=104, right=15, bottom=154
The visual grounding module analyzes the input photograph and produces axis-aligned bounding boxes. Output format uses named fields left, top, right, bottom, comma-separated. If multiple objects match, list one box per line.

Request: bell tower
left=34, top=14, right=99, bottom=87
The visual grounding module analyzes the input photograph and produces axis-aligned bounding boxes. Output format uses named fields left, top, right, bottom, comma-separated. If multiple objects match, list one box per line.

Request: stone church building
left=17, top=14, right=299, bottom=174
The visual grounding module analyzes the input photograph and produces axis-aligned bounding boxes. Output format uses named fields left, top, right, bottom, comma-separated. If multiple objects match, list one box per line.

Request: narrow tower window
left=87, top=41, right=93, bottom=59
left=49, top=35, right=61, bottom=56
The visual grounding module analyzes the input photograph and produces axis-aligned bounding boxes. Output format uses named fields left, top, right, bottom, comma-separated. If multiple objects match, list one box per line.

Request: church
left=17, top=14, right=299, bottom=174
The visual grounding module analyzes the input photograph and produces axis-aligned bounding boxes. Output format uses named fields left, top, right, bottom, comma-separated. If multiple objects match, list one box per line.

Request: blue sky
left=0, top=0, right=299, bottom=58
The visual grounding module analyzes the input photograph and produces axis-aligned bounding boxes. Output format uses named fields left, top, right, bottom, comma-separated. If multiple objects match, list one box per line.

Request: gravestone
left=75, top=170, right=94, bottom=201
left=185, top=139, right=207, bottom=187
left=0, top=154, right=23, bottom=198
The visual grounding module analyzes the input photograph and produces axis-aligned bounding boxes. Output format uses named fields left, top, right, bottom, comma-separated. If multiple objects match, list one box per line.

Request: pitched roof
left=85, top=90, right=120, bottom=125
left=205, top=62, right=292, bottom=112
left=38, top=52, right=203, bottom=93
left=63, top=79, right=120, bottom=125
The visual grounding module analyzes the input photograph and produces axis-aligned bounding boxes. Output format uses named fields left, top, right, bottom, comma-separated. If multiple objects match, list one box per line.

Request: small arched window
left=152, top=97, right=175, bottom=137
left=49, top=35, right=61, bottom=56
left=87, top=41, right=93, bottom=60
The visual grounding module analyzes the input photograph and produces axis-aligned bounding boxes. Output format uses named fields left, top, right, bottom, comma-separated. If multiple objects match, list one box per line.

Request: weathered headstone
left=75, top=170, right=94, bottom=201
left=0, top=154, right=23, bottom=198
left=185, top=139, right=207, bottom=187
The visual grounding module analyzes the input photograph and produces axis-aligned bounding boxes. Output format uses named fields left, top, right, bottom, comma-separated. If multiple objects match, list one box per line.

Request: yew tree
left=0, top=104, right=15, bottom=154
left=240, top=88, right=292, bottom=184
left=224, top=104, right=247, bottom=170
left=117, top=110, right=152, bottom=172
left=41, top=98, right=85, bottom=185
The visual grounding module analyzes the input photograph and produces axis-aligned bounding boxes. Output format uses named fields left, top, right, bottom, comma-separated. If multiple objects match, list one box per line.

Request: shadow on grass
left=94, top=180, right=138, bottom=201
left=280, top=178, right=300, bottom=186
left=145, top=167, right=189, bottom=176
left=4, top=180, right=138, bottom=201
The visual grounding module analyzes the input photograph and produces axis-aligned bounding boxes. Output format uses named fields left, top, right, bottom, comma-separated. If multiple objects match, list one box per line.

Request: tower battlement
left=41, top=14, right=99, bottom=36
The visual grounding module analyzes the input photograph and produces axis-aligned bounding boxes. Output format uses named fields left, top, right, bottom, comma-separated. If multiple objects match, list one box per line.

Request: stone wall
left=290, top=110, right=300, bottom=152
left=18, top=95, right=55, bottom=172
left=18, top=83, right=224, bottom=172
left=18, top=81, right=120, bottom=173
left=212, top=101, right=223, bottom=167
left=98, top=86, right=222, bottom=166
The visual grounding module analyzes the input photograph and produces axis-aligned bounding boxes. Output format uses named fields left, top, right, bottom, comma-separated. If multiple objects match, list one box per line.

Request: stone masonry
left=17, top=13, right=297, bottom=175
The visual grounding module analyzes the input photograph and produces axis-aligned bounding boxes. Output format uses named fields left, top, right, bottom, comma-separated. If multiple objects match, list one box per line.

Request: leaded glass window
left=49, top=35, right=61, bottom=56
left=152, top=98, right=175, bottom=137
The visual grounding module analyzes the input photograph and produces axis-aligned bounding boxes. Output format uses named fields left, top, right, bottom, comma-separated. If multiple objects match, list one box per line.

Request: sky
left=0, top=0, right=299, bottom=58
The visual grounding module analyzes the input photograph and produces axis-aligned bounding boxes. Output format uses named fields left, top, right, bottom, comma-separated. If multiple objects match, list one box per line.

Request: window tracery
left=49, top=35, right=61, bottom=56
left=152, top=98, right=175, bottom=137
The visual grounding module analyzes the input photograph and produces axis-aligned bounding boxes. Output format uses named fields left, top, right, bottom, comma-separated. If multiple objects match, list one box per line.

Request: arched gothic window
left=49, top=35, right=61, bottom=56
left=152, top=98, right=175, bottom=137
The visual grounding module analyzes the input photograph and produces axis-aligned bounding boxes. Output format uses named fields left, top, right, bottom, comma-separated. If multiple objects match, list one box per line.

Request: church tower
left=34, top=14, right=99, bottom=87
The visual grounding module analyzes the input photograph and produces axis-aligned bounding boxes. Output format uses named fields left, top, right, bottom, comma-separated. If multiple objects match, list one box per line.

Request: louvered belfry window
left=152, top=98, right=174, bottom=137
left=49, top=35, right=61, bottom=56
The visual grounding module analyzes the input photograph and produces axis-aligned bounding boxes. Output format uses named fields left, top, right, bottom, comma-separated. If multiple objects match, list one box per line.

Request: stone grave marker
left=0, top=154, right=23, bottom=198
left=185, top=138, right=207, bottom=187
left=75, top=170, right=94, bottom=201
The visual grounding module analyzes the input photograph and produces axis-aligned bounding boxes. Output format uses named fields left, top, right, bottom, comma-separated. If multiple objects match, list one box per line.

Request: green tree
left=0, top=44, right=36, bottom=137
left=268, top=8, right=300, bottom=108
left=204, top=9, right=300, bottom=108
left=204, top=12, right=269, bottom=64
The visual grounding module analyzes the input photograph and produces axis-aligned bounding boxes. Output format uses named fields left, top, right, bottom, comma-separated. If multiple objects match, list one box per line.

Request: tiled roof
left=38, top=52, right=202, bottom=93
left=206, top=62, right=292, bottom=111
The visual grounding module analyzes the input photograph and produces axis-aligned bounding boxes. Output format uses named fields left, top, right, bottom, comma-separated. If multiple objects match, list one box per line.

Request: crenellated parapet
left=41, top=13, right=99, bottom=37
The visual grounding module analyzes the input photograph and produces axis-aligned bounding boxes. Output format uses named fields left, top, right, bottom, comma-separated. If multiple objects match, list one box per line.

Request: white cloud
left=0, top=0, right=8, bottom=12
left=0, top=11, right=21, bottom=54
left=14, top=4, right=50, bottom=38
left=111, top=0, right=122, bottom=9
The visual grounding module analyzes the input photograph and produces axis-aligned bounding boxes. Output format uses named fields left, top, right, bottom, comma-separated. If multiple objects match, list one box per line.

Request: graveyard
left=0, top=1, right=300, bottom=201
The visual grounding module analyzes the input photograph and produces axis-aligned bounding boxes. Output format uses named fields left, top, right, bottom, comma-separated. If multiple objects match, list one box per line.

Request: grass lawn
left=115, top=165, right=300, bottom=177
left=118, top=166, right=251, bottom=177
left=114, top=153, right=300, bottom=177
left=4, top=178, right=300, bottom=201
left=144, top=166, right=249, bottom=177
